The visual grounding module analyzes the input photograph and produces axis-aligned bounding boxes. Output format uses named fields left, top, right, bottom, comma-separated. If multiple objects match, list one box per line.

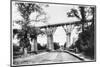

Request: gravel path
left=13, top=52, right=82, bottom=65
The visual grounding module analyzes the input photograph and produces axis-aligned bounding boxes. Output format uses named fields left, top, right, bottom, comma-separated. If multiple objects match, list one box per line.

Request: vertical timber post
left=30, top=37, right=38, bottom=52
left=34, top=37, right=37, bottom=52
left=47, top=34, right=54, bottom=51
left=31, top=39, right=34, bottom=51
left=46, top=28, right=54, bottom=51
left=63, top=25, right=73, bottom=48
left=46, top=27, right=56, bottom=51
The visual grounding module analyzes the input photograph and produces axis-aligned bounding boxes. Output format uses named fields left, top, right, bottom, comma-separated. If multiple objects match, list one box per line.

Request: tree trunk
left=80, top=7, right=86, bottom=32
left=20, top=47, right=24, bottom=53
left=23, top=48, right=27, bottom=56
left=20, top=46, right=28, bottom=55
left=31, top=39, right=34, bottom=51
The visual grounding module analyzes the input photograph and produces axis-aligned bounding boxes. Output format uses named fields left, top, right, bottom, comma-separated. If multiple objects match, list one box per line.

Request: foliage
left=75, top=23, right=94, bottom=59
left=67, top=6, right=95, bottom=59
left=16, top=3, right=42, bottom=21
left=67, top=8, right=80, bottom=19
left=37, top=43, right=47, bottom=50
left=14, top=3, right=45, bottom=50
left=53, top=42, right=60, bottom=50
left=13, top=45, right=20, bottom=52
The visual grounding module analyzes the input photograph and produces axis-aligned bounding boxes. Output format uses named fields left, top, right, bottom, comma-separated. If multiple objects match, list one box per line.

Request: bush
left=37, top=43, right=47, bottom=50
left=13, top=45, right=20, bottom=52
left=73, top=23, right=94, bottom=59
left=53, top=42, right=60, bottom=50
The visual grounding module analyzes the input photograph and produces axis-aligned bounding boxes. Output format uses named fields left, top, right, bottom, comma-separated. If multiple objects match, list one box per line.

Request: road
left=13, top=52, right=82, bottom=65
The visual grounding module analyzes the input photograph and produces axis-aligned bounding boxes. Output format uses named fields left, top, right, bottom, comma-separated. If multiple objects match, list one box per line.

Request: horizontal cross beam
left=39, top=20, right=92, bottom=28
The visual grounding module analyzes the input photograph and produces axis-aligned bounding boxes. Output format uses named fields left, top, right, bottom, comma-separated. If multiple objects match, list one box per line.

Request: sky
left=12, top=1, right=80, bottom=46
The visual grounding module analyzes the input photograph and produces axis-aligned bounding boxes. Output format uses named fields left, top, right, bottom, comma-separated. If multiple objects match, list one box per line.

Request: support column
left=47, top=34, right=53, bottom=50
left=66, top=33, right=71, bottom=48
left=30, top=37, right=38, bottom=52
left=63, top=25, right=74, bottom=48
left=30, top=39, right=34, bottom=51
left=46, top=27, right=57, bottom=51
left=65, top=34, right=69, bottom=48
left=34, top=37, right=37, bottom=51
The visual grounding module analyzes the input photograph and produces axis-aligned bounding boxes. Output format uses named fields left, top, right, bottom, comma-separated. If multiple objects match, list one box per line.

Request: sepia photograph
left=11, top=0, right=96, bottom=66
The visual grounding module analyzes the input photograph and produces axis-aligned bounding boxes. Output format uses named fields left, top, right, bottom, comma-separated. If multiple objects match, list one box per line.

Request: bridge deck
left=38, top=20, right=92, bottom=28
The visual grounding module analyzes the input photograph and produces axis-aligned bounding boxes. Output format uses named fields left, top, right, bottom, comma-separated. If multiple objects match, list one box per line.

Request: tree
left=14, top=2, right=46, bottom=55
left=66, top=6, right=95, bottom=59
left=67, top=6, right=94, bottom=31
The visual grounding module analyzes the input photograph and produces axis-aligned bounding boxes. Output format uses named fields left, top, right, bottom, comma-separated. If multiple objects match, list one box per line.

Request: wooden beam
left=38, top=20, right=92, bottom=28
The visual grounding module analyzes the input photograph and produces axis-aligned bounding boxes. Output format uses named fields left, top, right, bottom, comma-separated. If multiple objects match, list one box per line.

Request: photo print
left=11, top=0, right=96, bottom=66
